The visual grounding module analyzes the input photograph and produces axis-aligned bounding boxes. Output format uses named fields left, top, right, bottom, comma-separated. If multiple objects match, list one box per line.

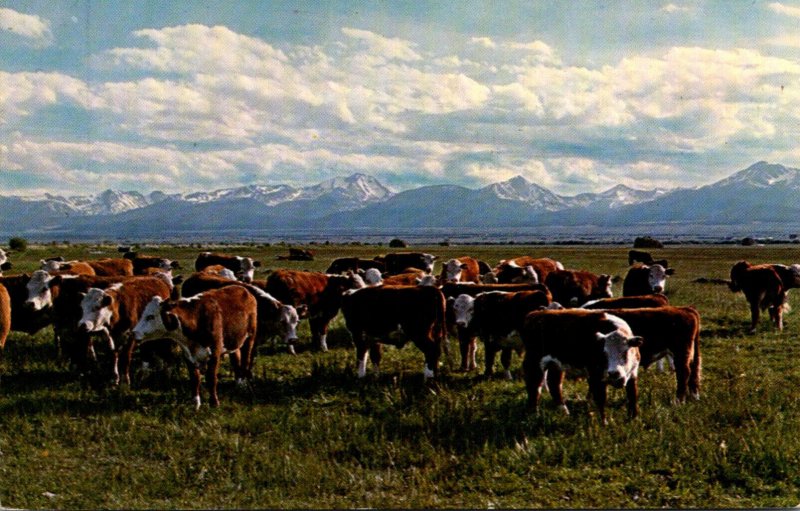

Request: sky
left=1, top=0, right=799, bottom=197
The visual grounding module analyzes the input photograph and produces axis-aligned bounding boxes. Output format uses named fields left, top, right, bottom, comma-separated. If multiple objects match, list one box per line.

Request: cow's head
left=40, top=258, right=64, bottom=272
left=442, top=259, right=467, bottom=283
left=646, top=264, right=672, bottom=294
left=481, top=271, right=498, bottom=284
left=25, top=270, right=62, bottom=310
left=598, top=274, right=613, bottom=298
left=779, top=263, right=800, bottom=288
left=78, top=286, right=119, bottom=333
left=421, top=253, right=437, bottom=274
left=133, top=296, right=176, bottom=342
left=452, top=294, right=475, bottom=328
left=363, top=268, right=383, bottom=286
left=598, top=313, right=643, bottom=389
left=276, top=304, right=300, bottom=345
left=0, top=248, right=10, bottom=272
left=235, top=256, right=259, bottom=283
left=416, top=275, right=439, bottom=287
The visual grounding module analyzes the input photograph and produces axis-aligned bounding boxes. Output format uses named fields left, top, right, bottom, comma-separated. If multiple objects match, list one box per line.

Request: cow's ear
left=595, top=331, right=608, bottom=341
left=253, top=261, right=262, bottom=267
left=628, top=336, right=644, bottom=348
left=460, top=263, right=468, bottom=270
left=163, top=312, right=179, bottom=331
left=101, top=294, right=113, bottom=307
left=295, top=304, right=309, bottom=318
left=665, top=268, right=676, bottom=276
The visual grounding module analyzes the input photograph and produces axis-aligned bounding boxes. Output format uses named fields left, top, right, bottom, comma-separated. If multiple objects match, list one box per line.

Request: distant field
left=2, top=243, right=800, bottom=508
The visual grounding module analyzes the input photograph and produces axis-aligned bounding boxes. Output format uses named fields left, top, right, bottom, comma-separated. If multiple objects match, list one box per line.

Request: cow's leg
left=118, top=337, right=136, bottom=386
left=588, top=373, right=608, bottom=425
left=228, top=349, right=244, bottom=386
left=206, top=355, right=221, bottom=407
left=774, top=303, right=784, bottom=331
left=368, top=343, right=382, bottom=375
left=415, top=337, right=441, bottom=379
left=189, top=364, right=202, bottom=409
left=457, top=326, right=474, bottom=372
left=688, top=344, right=701, bottom=400
left=354, top=333, right=369, bottom=378
left=748, top=297, right=761, bottom=333
left=546, top=367, right=567, bottom=414
left=625, top=376, right=639, bottom=419
left=500, top=347, right=513, bottom=380
left=522, top=354, right=546, bottom=413
left=483, top=340, right=498, bottom=377
left=674, top=354, right=690, bottom=404
left=309, top=315, right=331, bottom=352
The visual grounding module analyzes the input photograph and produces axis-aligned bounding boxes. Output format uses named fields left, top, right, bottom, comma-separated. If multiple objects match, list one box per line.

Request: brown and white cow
left=521, top=309, right=644, bottom=423
left=0, top=248, right=11, bottom=274
left=0, top=274, right=53, bottom=336
left=581, top=294, right=669, bottom=310
left=326, top=257, right=386, bottom=275
left=439, top=256, right=484, bottom=284
left=601, top=306, right=701, bottom=403
left=729, top=261, right=786, bottom=333
left=341, top=285, right=446, bottom=379
left=494, top=257, right=564, bottom=284
left=623, top=263, right=675, bottom=296
left=133, top=286, right=258, bottom=408
left=379, top=252, right=437, bottom=275
left=124, top=251, right=180, bottom=275
left=180, top=272, right=302, bottom=358
left=265, top=269, right=365, bottom=352
left=77, top=276, right=172, bottom=385
left=194, top=252, right=260, bottom=283
left=0, top=283, right=10, bottom=350
left=451, top=290, right=551, bottom=378
left=545, top=269, right=613, bottom=307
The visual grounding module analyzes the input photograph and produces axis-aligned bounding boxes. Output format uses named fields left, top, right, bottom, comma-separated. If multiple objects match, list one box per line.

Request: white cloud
left=341, top=27, right=421, bottom=62
left=471, top=36, right=496, bottom=49
left=660, top=3, right=692, bottom=13
left=0, top=8, right=52, bottom=47
left=768, top=2, right=800, bottom=17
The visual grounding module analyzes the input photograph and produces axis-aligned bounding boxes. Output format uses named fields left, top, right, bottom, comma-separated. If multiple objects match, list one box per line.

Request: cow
left=729, top=261, right=786, bottom=333
left=326, top=257, right=386, bottom=275
left=265, top=270, right=365, bottom=352
left=86, top=258, right=135, bottom=277
left=132, top=286, right=258, bottom=409
left=581, top=294, right=669, bottom=310
left=622, top=263, right=675, bottom=296
left=521, top=309, right=644, bottom=424
left=276, top=248, right=315, bottom=261
left=769, top=263, right=800, bottom=294
left=77, top=276, right=172, bottom=386
left=628, top=249, right=669, bottom=268
left=180, top=272, right=302, bottom=358
left=340, top=285, right=446, bottom=379
left=545, top=269, right=613, bottom=307
left=495, top=257, right=564, bottom=284
left=0, top=283, right=10, bottom=350
left=451, top=290, right=551, bottom=378
left=382, top=269, right=428, bottom=286
left=0, top=248, right=11, bottom=274
left=122, top=251, right=179, bottom=275
left=0, top=274, right=53, bottom=336
left=439, top=256, right=485, bottom=284
left=195, top=252, right=261, bottom=283
left=379, top=252, right=437, bottom=275
left=600, top=306, right=701, bottom=403
left=39, top=259, right=96, bottom=276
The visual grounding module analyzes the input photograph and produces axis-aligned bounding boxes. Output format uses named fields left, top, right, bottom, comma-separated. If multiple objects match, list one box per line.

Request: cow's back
left=111, top=278, right=172, bottom=333
left=265, top=269, right=328, bottom=306
left=88, top=258, right=134, bottom=276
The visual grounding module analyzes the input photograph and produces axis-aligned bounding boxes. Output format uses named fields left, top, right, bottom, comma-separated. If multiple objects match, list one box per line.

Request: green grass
left=2, top=243, right=800, bottom=507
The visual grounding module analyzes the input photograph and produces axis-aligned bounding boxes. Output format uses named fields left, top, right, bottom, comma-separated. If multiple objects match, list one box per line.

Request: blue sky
left=1, top=1, right=799, bottom=196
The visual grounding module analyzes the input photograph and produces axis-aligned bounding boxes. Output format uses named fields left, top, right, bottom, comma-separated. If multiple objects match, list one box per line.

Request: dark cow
left=581, top=294, right=669, bottom=309
left=124, top=251, right=180, bottom=275
left=265, top=270, right=365, bottom=351
left=622, top=263, right=675, bottom=296
left=628, top=249, right=669, bottom=268
left=180, top=272, right=302, bottom=359
left=340, top=285, right=446, bottom=379
left=0, top=283, right=10, bottom=350
left=439, top=256, right=484, bottom=284
left=601, top=306, right=701, bottom=403
left=195, top=252, right=261, bottom=283
left=326, top=257, right=386, bottom=275
left=729, top=261, right=786, bottom=333
left=545, top=269, right=613, bottom=307
left=276, top=248, right=315, bottom=261
left=521, top=309, right=644, bottom=423
left=133, top=285, right=258, bottom=408
left=379, top=252, right=437, bottom=275
left=451, top=290, right=551, bottom=377
left=77, top=277, right=172, bottom=385
left=495, top=257, right=564, bottom=284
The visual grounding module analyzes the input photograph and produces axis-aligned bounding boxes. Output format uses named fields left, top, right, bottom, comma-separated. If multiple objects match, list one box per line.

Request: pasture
left=2, top=242, right=800, bottom=508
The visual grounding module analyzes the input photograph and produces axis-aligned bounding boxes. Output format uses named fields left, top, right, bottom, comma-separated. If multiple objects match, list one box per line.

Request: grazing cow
left=545, top=269, right=613, bottom=307
left=451, top=290, right=551, bottom=378
left=0, top=249, right=11, bottom=273
left=379, top=252, right=437, bottom=275
left=180, top=272, right=302, bottom=358
left=0, top=283, right=10, bottom=350
left=124, top=252, right=179, bottom=275
left=276, top=248, right=315, bottom=261
left=521, top=309, right=644, bottom=423
left=582, top=294, right=669, bottom=309
left=195, top=252, right=260, bottom=283
left=0, top=274, right=53, bottom=336
left=628, top=249, right=669, bottom=268
left=77, top=277, right=172, bottom=385
left=265, top=270, right=365, bottom=351
left=133, top=286, right=258, bottom=409
left=341, top=285, right=446, bottom=379
left=326, top=257, right=386, bottom=275
left=601, top=306, right=701, bottom=403
left=495, top=257, right=564, bottom=284
left=729, top=261, right=786, bottom=333
left=439, top=256, right=484, bottom=284
left=40, top=259, right=96, bottom=276
left=622, top=263, right=675, bottom=296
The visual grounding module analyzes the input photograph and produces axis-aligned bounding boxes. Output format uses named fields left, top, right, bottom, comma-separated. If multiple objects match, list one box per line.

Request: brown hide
left=87, top=258, right=135, bottom=276
left=729, top=261, right=785, bottom=332
left=0, top=283, right=10, bottom=350
left=545, top=269, right=613, bottom=307
left=582, top=294, right=669, bottom=309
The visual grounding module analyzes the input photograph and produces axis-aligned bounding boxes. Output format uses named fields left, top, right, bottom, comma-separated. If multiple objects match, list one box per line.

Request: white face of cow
left=363, top=268, right=383, bottom=286
left=40, top=259, right=63, bottom=272
left=600, top=275, right=613, bottom=298
left=278, top=305, right=300, bottom=343
left=133, top=296, right=168, bottom=341
left=786, top=264, right=800, bottom=288
left=648, top=264, right=669, bottom=293
left=443, top=259, right=465, bottom=283
left=236, top=256, right=256, bottom=283
left=78, top=287, right=118, bottom=333
left=416, top=275, right=438, bottom=286
left=598, top=314, right=643, bottom=389
left=422, top=253, right=437, bottom=274
left=26, top=270, right=56, bottom=310
left=0, top=248, right=6, bottom=267
left=452, top=294, right=475, bottom=328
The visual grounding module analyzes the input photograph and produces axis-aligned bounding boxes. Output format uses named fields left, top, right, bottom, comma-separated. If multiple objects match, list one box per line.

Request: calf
left=451, top=290, right=551, bottom=378
left=545, top=269, right=613, bottom=307
left=729, top=261, right=786, bottom=333
left=0, top=283, right=10, bottom=350
left=601, top=306, right=701, bottom=403
left=326, top=257, right=386, bottom=275
left=622, top=263, right=675, bottom=296
left=341, top=285, right=446, bottom=379
left=495, top=257, right=563, bottom=284
left=439, top=256, right=483, bottom=284
left=521, top=309, right=644, bottom=423
left=265, top=270, right=365, bottom=351
left=133, top=286, right=258, bottom=408
left=77, top=276, right=172, bottom=385
left=195, top=252, right=260, bottom=283
left=581, top=294, right=669, bottom=310
left=379, top=252, right=437, bottom=275
left=628, top=249, right=669, bottom=268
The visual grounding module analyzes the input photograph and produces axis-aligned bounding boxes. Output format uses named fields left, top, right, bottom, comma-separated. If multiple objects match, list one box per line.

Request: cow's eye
left=146, top=315, right=155, bottom=321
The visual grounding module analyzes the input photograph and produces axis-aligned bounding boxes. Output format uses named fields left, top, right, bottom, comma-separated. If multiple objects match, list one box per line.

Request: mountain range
left=0, top=161, right=796, bottom=239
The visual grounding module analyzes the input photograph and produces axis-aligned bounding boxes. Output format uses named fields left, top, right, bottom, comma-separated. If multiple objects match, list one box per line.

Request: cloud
left=341, top=27, right=421, bottom=62
left=660, top=3, right=692, bottom=13
left=768, top=2, right=800, bottom=17
left=0, top=8, right=52, bottom=47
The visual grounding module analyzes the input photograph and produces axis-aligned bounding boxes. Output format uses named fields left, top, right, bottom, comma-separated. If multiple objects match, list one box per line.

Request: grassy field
left=2, top=242, right=800, bottom=508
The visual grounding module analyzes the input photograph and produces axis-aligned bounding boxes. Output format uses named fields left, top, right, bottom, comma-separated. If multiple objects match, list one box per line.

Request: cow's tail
left=436, top=291, right=449, bottom=358
left=689, top=307, right=702, bottom=400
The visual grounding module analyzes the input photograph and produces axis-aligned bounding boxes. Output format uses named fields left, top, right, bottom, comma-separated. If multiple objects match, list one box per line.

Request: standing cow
left=195, top=252, right=261, bottom=283
left=623, top=263, right=675, bottom=296
left=729, top=261, right=786, bottom=333
left=545, top=269, right=613, bottom=307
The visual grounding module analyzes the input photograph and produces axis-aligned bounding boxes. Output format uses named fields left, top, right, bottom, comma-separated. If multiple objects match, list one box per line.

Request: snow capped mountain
left=480, top=175, right=569, bottom=210
left=567, top=184, right=669, bottom=209
left=298, top=173, right=393, bottom=202
left=184, top=185, right=301, bottom=206
left=710, top=161, right=800, bottom=189
left=40, top=190, right=157, bottom=216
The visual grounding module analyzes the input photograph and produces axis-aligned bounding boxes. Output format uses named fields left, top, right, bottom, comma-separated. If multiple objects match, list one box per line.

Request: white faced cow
left=623, top=263, right=675, bottom=296
left=0, top=248, right=11, bottom=274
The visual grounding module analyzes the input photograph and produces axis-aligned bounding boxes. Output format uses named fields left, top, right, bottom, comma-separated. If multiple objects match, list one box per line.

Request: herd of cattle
left=0, top=246, right=798, bottom=423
